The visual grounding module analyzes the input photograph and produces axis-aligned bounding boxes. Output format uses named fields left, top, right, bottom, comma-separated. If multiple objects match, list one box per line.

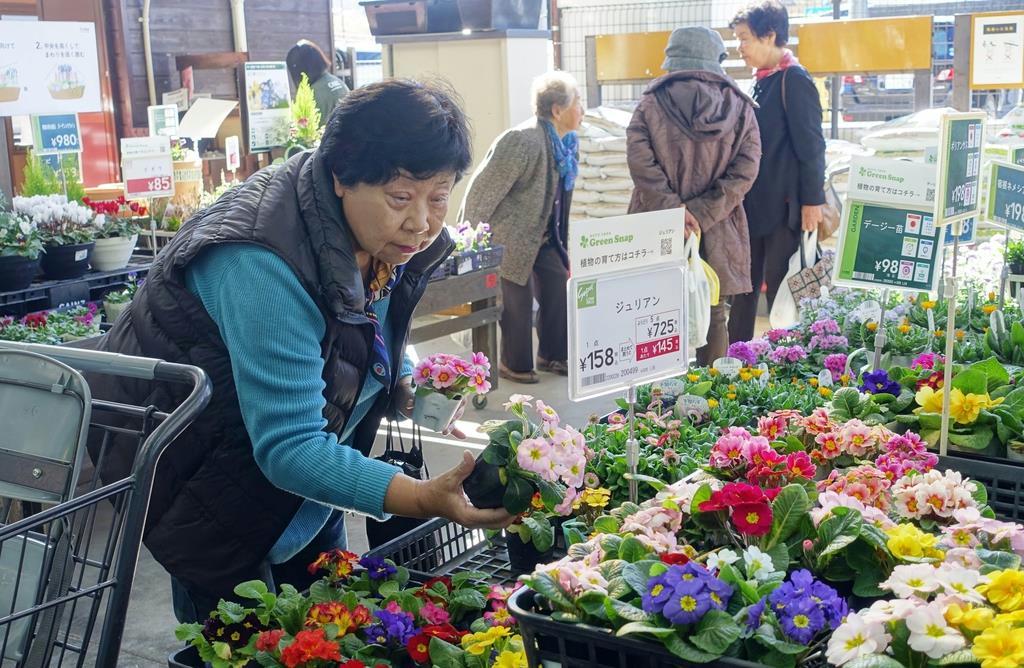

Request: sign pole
left=939, top=218, right=963, bottom=457
left=1000, top=227, right=1011, bottom=310
left=626, top=384, right=639, bottom=504
left=872, top=289, right=890, bottom=371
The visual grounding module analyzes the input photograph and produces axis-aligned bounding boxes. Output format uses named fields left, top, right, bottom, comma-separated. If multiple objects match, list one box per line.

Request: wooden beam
left=175, top=52, right=249, bottom=72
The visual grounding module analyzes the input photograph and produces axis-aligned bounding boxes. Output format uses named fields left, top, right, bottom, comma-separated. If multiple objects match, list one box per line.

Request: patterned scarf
left=755, top=48, right=799, bottom=81
left=364, top=259, right=404, bottom=386
left=543, top=119, right=579, bottom=192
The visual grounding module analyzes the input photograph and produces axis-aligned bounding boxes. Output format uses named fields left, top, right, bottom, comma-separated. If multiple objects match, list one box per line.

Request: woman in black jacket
left=727, top=0, right=826, bottom=343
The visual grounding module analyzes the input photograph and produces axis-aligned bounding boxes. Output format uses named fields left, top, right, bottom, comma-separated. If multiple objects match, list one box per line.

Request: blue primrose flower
left=363, top=623, right=388, bottom=646
left=359, top=555, right=398, bottom=581
left=374, top=609, right=418, bottom=645
left=746, top=597, right=767, bottom=631
left=767, top=570, right=847, bottom=644
left=664, top=588, right=711, bottom=625
left=779, top=597, right=826, bottom=645
left=859, top=369, right=901, bottom=396
left=645, top=563, right=733, bottom=626
left=643, top=572, right=675, bottom=614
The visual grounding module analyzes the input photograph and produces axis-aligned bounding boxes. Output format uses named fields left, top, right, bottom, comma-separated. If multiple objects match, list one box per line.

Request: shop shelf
left=0, top=261, right=150, bottom=317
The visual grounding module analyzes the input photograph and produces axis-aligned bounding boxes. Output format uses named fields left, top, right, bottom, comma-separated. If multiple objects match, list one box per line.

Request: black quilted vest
left=88, top=150, right=452, bottom=595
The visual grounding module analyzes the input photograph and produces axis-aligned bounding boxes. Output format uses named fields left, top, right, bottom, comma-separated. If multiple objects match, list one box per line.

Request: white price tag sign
left=225, top=135, right=241, bottom=171
left=713, top=356, right=743, bottom=377
left=676, top=394, right=710, bottom=420
left=848, top=157, right=937, bottom=208
left=569, top=209, right=685, bottom=279
left=569, top=266, right=686, bottom=400
left=121, top=136, right=174, bottom=199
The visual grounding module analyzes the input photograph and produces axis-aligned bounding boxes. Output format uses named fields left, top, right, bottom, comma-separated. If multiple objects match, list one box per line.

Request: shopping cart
left=0, top=342, right=211, bottom=667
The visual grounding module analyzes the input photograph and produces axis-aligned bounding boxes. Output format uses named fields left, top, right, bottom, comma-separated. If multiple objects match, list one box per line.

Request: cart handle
left=0, top=341, right=161, bottom=380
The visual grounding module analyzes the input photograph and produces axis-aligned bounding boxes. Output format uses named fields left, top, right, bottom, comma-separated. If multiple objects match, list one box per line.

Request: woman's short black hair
left=318, top=79, right=472, bottom=187
left=286, top=40, right=330, bottom=87
left=730, top=0, right=789, bottom=47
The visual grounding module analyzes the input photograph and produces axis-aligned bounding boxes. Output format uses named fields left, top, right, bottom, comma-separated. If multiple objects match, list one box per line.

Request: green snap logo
left=576, top=281, right=597, bottom=309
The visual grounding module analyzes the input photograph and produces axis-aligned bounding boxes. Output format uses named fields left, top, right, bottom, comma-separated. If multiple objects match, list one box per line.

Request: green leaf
left=832, top=387, right=863, bottom=418
left=853, top=568, right=886, bottom=598
left=608, top=599, right=652, bottom=622
left=216, top=600, right=248, bottom=624
left=663, top=633, right=719, bottom=663
left=617, top=621, right=675, bottom=638
left=845, top=655, right=908, bottom=668
left=690, top=381, right=714, bottom=397
left=450, top=588, right=487, bottom=609
left=935, top=649, right=977, bottom=665
left=952, top=368, right=988, bottom=395
left=949, top=427, right=995, bottom=451
left=593, top=515, right=621, bottom=534
left=970, top=482, right=988, bottom=508
left=977, top=549, right=1022, bottom=573
left=969, top=357, right=1010, bottom=390
left=766, top=485, right=810, bottom=550
left=174, top=623, right=203, bottom=643
left=523, top=515, right=555, bottom=553
left=617, top=536, right=650, bottom=563
left=690, top=609, right=742, bottom=655
left=622, top=561, right=655, bottom=596
left=753, top=632, right=808, bottom=655
left=378, top=580, right=400, bottom=599
left=233, top=580, right=268, bottom=601
left=526, top=573, right=574, bottom=610
left=503, top=475, right=534, bottom=515
left=428, top=637, right=467, bottom=668
left=817, top=507, right=863, bottom=559
left=308, top=579, right=343, bottom=603
left=480, top=441, right=509, bottom=466
left=551, top=611, right=581, bottom=623
left=717, top=563, right=759, bottom=604
left=766, top=542, right=791, bottom=572
left=690, top=483, right=713, bottom=515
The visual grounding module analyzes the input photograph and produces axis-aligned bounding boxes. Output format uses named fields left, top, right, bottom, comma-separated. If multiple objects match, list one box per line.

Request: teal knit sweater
left=185, top=243, right=411, bottom=563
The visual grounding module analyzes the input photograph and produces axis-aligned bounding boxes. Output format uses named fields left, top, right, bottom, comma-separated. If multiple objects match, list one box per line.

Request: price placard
left=1014, top=146, right=1024, bottom=168
left=225, top=135, right=241, bottom=171
left=147, top=104, right=179, bottom=137
left=32, top=114, right=80, bottom=154
left=569, top=266, right=685, bottom=400
left=944, top=217, right=977, bottom=245
left=935, top=112, right=986, bottom=226
left=121, top=136, right=174, bottom=199
left=986, top=161, right=1024, bottom=232
left=848, top=157, right=936, bottom=208
left=833, top=200, right=942, bottom=294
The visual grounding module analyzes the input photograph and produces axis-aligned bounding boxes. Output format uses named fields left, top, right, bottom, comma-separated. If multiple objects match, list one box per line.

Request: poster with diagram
left=0, top=21, right=101, bottom=116
left=971, top=12, right=1024, bottom=89
left=243, top=62, right=291, bottom=152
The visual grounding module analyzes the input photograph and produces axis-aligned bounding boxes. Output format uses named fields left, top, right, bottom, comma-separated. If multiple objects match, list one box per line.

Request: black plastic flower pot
left=505, top=531, right=553, bottom=574
left=0, top=254, right=40, bottom=292
left=40, top=242, right=94, bottom=280
left=461, top=456, right=506, bottom=509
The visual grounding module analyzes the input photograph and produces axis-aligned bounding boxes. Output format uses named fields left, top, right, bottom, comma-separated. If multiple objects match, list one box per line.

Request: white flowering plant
left=13, top=194, right=95, bottom=246
left=0, top=194, right=43, bottom=259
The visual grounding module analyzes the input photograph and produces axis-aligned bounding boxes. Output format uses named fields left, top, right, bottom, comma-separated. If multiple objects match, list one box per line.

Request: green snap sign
left=834, top=200, right=941, bottom=294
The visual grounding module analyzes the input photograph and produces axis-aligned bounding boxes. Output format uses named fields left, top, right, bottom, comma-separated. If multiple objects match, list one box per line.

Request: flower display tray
left=936, top=454, right=1024, bottom=522
left=509, top=589, right=826, bottom=668
left=0, top=261, right=150, bottom=317
left=450, top=246, right=504, bottom=276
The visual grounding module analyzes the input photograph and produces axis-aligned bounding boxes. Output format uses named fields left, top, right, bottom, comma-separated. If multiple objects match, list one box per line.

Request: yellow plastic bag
left=701, top=259, right=720, bottom=306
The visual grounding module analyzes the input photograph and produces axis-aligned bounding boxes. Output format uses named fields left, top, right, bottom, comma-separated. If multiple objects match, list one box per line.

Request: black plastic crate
left=429, top=256, right=454, bottom=282
left=168, top=645, right=200, bottom=668
left=475, top=245, right=503, bottom=271
left=510, top=589, right=826, bottom=668
left=938, top=454, right=1024, bottom=522
left=0, top=261, right=150, bottom=316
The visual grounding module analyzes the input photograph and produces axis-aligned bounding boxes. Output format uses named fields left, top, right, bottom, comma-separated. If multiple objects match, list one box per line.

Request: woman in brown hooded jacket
left=627, top=26, right=762, bottom=364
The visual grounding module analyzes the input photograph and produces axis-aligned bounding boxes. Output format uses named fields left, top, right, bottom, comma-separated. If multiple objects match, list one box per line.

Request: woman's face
left=335, top=171, right=456, bottom=266
left=552, top=91, right=584, bottom=134
left=734, top=22, right=778, bottom=70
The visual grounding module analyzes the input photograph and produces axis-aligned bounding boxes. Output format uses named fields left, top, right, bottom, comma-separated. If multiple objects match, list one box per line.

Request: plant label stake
left=872, top=289, right=890, bottom=371
left=1000, top=227, right=1011, bottom=310
left=939, top=218, right=963, bottom=457
left=626, top=384, right=639, bottom=504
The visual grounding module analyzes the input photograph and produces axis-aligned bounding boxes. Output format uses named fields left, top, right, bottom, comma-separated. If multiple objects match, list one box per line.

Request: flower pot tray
left=509, top=589, right=827, bottom=668
left=936, top=454, right=1024, bottom=523
left=0, top=262, right=150, bottom=317
left=451, top=246, right=504, bottom=276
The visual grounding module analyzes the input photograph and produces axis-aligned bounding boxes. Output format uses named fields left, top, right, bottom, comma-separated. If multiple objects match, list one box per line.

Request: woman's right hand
left=384, top=451, right=514, bottom=530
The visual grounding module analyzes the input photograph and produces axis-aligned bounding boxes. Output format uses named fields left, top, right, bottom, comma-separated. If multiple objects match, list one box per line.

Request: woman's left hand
left=801, top=204, right=823, bottom=233
left=397, top=376, right=466, bottom=439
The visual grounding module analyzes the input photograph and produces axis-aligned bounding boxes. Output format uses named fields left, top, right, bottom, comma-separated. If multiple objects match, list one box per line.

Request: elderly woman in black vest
left=89, top=80, right=510, bottom=622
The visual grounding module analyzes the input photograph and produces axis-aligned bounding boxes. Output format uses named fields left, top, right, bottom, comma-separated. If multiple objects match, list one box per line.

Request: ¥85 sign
left=568, top=210, right=687, bottom=400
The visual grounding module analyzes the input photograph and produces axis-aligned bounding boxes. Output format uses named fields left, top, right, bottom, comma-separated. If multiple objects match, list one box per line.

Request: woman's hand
left=385, top=451, right=514, bottom=530
left=801, top=204, right=823, bottom=233
left=397, top=375, right=466, bottom=438
left=684, top=209, right=701, bottom=239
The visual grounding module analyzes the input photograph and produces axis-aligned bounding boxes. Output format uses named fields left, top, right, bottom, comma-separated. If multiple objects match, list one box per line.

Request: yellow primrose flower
left=866, top=321, right=878, bottom=332
left=956, top=329, right=965, bottom=340
left=728, top=384, right=737, bottom=391
left=945, top=602, right=996, bottom=632
left=898, top=324, right=911, bottom=334
left=972, top=624, right=1024, bottom=668
left=915, top=385, right=945, bottom=414
left=978, top=570, right=1024, bottom=612
left=885, top=524, right=942, bottom=561
left=707, top=398, right=719, bottom=409
left=996, top=610, right=1024, bottom=625
left=921, top=300, right=936, bottom=310
left=809, top=377, right=819, bottom=387
left=750, top=368, right=764, bottom=378
left=935, top=329, right=945, bottom=338
left=989, top=291, right=997, bottom=302
left=579, top=487, right=611, bottom=509
left=983, top=304, right=998, bottom=315
left=709, top=368, right=720, bottom=377
left=687, top=373, right=700, bottom=382
left=819, top=387, right=833, bottom=398
left=494, top=650, right=527, bottom=668
left=462, top=626, right=511, bottom=655
left=726, top=392, right=737, bottom=400
left=739, top=369, right=752, bottom=382
left=839, top=374, right=851, bottom=385
left=950, top=389, right=988, bottom=425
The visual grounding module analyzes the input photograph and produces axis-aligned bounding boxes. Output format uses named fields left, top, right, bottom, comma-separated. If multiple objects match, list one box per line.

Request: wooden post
left=585, top=35, right=600, bottom=109
left=913, top=69, right=932, bottom=111
left=951, top=14, right=971, bottom=111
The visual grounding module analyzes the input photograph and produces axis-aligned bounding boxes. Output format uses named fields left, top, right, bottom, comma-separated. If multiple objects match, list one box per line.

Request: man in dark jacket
left=87, top=81, right=510, bottom=622
left=627, top=26, right=761, bottom=364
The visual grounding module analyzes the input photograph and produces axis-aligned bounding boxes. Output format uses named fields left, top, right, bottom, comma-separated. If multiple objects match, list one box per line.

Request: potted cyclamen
left=411, top=352, right=490, bottom=433
left=13, top=194, right=95, bottom=280
left=0, top=194, right=43, bottom=291
left=85, top=197, right=144, bottom=271
left=462, top=395, right=590, bottom=572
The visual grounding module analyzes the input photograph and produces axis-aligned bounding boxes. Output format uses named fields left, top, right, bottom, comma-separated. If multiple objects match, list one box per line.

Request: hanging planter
left=91, top=234, right=138, bottom=272
left=0, top=254, right=40, bottom=292
left=40, top=241, right=94, bottom=280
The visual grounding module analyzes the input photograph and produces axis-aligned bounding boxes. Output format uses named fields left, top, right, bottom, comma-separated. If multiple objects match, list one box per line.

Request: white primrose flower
left=706, top=548, right=739, bottom=572
left=905, top=602, right=965, bottom=659
left=743, top=545, right=776, bottom=581
left=826, top=612, right=892, bottom=666
left=881, top=564, right=941, bottom=599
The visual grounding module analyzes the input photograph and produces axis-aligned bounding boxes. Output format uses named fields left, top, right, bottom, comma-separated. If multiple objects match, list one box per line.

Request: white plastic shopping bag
left=769, top=230, right=817, bottom=329
left=685, top=233, right=711, bottom=350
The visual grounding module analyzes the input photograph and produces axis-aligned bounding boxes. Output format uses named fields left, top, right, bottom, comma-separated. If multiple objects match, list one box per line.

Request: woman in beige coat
left=460, top=72, right=583, bottom=384
left=627, top=27, right=761, bottom=364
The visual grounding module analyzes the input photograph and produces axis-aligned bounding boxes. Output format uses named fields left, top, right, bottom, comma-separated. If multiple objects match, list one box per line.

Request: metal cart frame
left=0, top=342, right=211, bottom=667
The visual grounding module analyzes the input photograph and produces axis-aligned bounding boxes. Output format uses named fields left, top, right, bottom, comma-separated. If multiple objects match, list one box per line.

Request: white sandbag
left=585, top=152, right=628, bottom=167
left=586, top=203, right=629, bottom=218
left=572, top=189, right=601, bottom=204
left=599, top=190, right=632, bottom=205
left=582, top=177, right=634, bottom=192
left=579, top=165, right=602, bottom=179
left=600, top=165, right=631, bottom=179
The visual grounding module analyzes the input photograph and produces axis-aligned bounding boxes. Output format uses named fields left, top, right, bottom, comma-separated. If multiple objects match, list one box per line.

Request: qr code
left=660, top=238, right=673, bottom=256
left=926, top=186, right=935, bottom=202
